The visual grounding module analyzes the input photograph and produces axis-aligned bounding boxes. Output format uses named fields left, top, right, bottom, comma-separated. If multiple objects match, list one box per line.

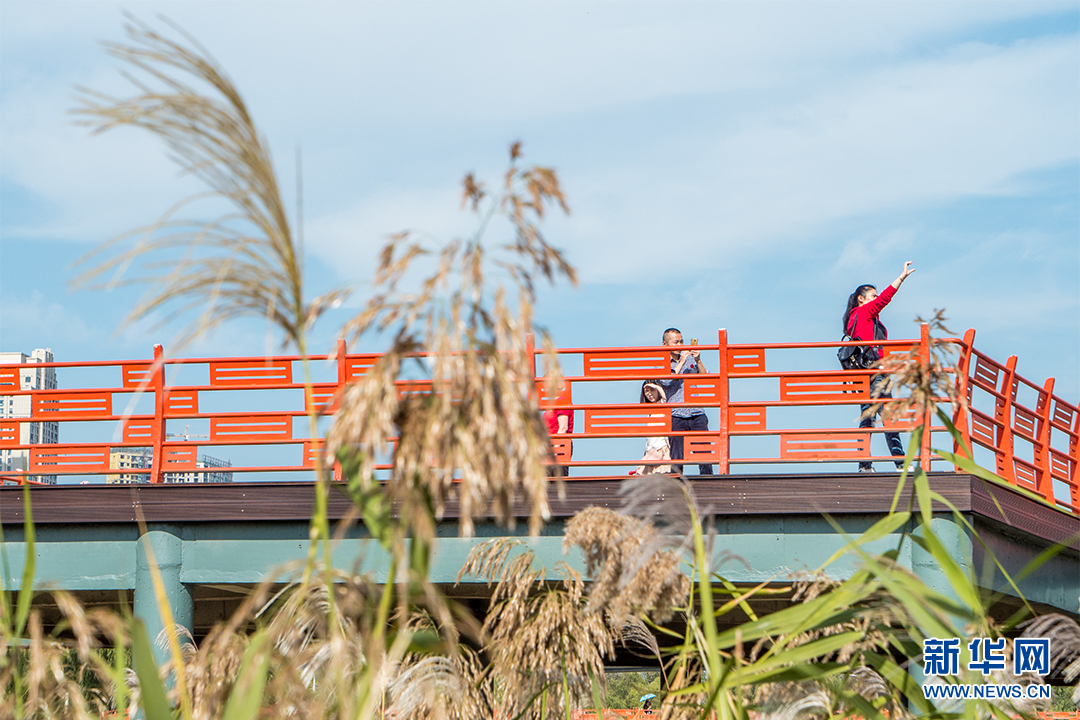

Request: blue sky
left=2, top=0, right=1077, bottom=406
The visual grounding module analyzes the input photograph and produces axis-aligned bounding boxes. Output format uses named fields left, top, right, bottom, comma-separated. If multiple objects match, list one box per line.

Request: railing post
left=717, top=329, right=730, bottom=475
left=336, top=337, right=348, bottom=390
left=525, top=333, right=537, bottom=408
left=334, top=337, right=347, bottom=481
left=919, top=322, right=932, bottom=470
left=150, top=344, right=166, bottom=484
left=525, top=333, right=536, bottom=380
left=1034, top=377, right=1055, bottom=504
left=1070, top=407, right=1080, bottom=512
left=997, top=355, right=1018, bottom=484
left=951, top=329, right=975, bottom=463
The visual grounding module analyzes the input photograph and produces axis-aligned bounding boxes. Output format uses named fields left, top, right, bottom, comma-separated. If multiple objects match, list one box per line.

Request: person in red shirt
left=544, top=406, right=573, bottom=476
left=842, top=261, right=915, bottom=472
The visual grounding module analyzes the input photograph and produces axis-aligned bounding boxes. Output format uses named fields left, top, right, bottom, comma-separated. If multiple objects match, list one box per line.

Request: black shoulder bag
left=838, top=310, right=885, bottom=370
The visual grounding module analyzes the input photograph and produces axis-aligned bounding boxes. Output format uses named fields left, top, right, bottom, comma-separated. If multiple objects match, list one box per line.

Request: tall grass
left=1, top=15, right=1074, bottom=720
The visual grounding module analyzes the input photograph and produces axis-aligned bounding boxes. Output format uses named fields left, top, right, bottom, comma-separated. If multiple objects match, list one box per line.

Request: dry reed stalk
left=72, top=15, right=344, bottom=352
left=0, top=589, right=136, bottom=719
left=870, top=310, right=963, bottom=426
left=1, top=609, right=97, bottom=720
left=618, top=615, right=664, bottom=665
left=1019, top=613, right=1080, bottom=704
left=748, top=576, right=895, bottom=668
left=139, top=566, right=446, bottom=719
left=155, top=622, right=249, bottom=720
left=563, top=475, right=698, bottom=627
left=71, top=15, right=346, bottom=607
left=54, top=592, right=132, bottom=717
left=459, top=539, right=615, bottom=720
left=327, top=143, right=576, bottom=539
left=384, top=613, right=495, bottom=720
left=564, top=506, right=690, bottom=627
left=655, top=657, right=706, bottom=720
left=752, top=666, right=899, bottom=720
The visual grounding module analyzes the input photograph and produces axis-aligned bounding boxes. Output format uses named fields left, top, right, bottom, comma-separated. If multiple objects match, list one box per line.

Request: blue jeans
left=860, top=374, right=905, bottom=470
left=670, top=414, right=714, bottom=476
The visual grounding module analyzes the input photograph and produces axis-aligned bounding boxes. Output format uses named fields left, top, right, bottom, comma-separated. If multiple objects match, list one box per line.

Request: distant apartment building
left=107, top=447, right=234, bottom=484
left=166, top=453, right=233, bottom=483
left=108, top=447, right=153, bottom=484
left=0, top=348, right=58, bottom=484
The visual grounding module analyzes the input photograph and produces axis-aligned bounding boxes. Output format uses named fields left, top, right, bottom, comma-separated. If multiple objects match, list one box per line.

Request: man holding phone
left=656, top=328, right=714, bottom=475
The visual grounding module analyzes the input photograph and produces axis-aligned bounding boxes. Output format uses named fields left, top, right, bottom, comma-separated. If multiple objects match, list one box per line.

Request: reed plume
left=327, top=142, right=576, bottom=538
left=72, top=15, right=344, bottom=352
left=871, top=310, right=962, bottom=426
left=564, top=505, right=690, bottom=627
left=459, top=539, right=615, bottom=719
left=0, top=591, right=132, bottom=719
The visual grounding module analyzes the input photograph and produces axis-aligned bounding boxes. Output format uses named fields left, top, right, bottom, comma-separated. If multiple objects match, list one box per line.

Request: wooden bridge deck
left=2, top=473, right=1076, bottom=551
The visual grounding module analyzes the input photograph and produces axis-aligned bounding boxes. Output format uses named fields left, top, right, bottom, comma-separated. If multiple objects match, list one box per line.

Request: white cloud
left=4, top=1, right=1075, bottom=254
left=1, top=1, right=1075, bottom=391
left=557, top=34, right=1079, bottom=281
left=174, top=2, right=1072, bottom=129
left=304, top=184, right=477, bottom=278
left=0, top=72, right=203, bottom=242
left=0, top=289, right=94, bottom=348
left=834, top=229, right=921, bottom=276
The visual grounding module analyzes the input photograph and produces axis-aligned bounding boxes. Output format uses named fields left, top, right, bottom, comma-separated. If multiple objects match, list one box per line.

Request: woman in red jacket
left=843, top=261, right=915, bottom=472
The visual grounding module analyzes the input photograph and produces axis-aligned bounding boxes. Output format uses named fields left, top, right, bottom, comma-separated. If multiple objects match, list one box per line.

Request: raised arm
left=676, top=347, right=709, bottom=374
left=673, top=350, right=691, bottom=373
left=889, top=261, right=915, bottom=291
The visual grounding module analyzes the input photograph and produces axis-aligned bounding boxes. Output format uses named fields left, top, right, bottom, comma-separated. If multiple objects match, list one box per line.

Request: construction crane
left=165, top=424, right=209, bottom=442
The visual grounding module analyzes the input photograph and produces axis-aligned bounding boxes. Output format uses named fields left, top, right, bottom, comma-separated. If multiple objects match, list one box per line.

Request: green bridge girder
left=1, top=475, right=1077, bottom=666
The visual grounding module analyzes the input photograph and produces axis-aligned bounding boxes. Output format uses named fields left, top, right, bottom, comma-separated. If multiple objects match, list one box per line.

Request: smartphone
left=690, top=338, right=698, bottom=345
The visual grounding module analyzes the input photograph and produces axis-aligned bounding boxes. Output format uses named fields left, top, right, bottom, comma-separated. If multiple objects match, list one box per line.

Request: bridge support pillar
left=910, top=514, right=974, bottom=625
left=135, top=524, right=193, bottom=667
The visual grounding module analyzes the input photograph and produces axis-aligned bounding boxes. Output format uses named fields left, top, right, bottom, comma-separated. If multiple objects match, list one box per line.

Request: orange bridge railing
left=1, top=325, right=1076, bottom=515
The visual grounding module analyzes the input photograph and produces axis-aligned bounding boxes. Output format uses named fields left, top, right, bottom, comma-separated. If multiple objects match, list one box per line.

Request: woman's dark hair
left=843, top=284, right=876, bottom=333
left=640, top=381, right=665, bottom=403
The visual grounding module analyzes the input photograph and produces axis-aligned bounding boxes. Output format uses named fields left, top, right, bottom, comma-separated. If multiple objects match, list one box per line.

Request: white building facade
left=0, top=348, right=59, bottom=483
left=107, top=446, right=234, bottom=484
